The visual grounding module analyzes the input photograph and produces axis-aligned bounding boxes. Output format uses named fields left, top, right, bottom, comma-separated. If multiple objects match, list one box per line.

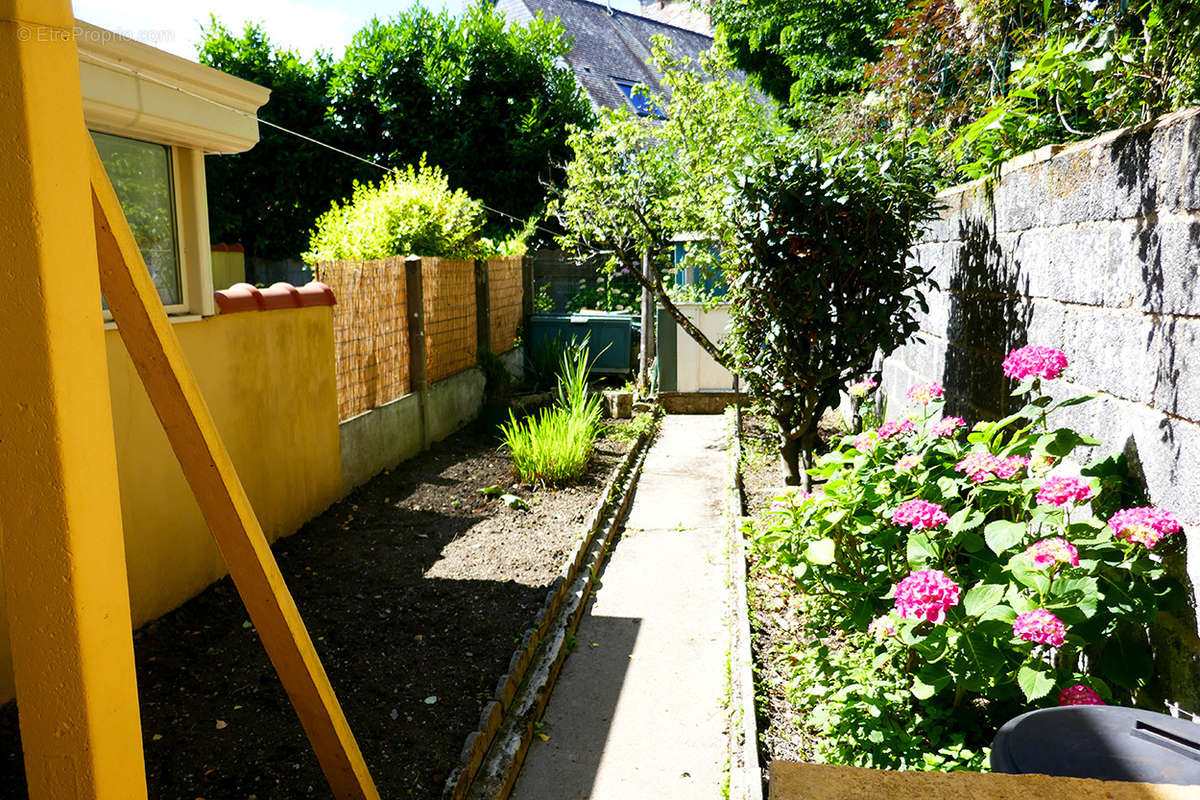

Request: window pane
left=613, top=79, right=663, bottom=118
left=91, top=131, right=182, bottom=306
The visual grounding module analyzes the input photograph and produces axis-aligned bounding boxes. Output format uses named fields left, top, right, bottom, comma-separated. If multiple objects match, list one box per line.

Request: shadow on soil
left=0, top=424, right=618, bottom=799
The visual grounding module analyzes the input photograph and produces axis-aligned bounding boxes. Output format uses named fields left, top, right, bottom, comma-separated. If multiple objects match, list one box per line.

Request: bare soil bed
left=0, top=418, right=632, bottom=799
left=738, top=411, right=844, bottom=777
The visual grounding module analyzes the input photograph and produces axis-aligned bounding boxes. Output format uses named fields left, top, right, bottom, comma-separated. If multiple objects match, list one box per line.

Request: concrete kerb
left=726, top=407, right=766, bottom=800
left=441, top=414, right=659, bottom=800
left=460, top=434, right=653, bottom=800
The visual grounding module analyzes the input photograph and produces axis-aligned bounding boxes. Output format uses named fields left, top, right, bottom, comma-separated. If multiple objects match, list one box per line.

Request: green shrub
left=532, top=282, right=554, bottom=312
left=725, top=132, right=939, bottom=487
left=566, top=264, right=641, bottom=313
left=502, top=341, right=603, bottom=485
left=762, top=592, right=990, bottom=771
left=752, top=345, right=1187, bottom=765
left=305, top=160, right=527, bottom=262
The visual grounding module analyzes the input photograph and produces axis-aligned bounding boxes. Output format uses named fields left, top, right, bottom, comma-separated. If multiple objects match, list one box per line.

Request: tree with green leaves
left=556, top=42, right=938, bottom=486
left=553, top=43, right=781, bottom=371
left=725, top=134, right=939, bottom=487
left=709, top=0, right=905, bottom=106
left=327, top=4, right=593, bottom=241
left=199, top=19, right=348, bottom=260
left=199, top=3, right=593, bottom=260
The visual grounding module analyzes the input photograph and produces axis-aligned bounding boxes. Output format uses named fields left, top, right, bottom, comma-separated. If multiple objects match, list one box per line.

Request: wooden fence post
left=406, top=257, right=430, bottom=449
left=475, top=259, right=492, bottom=354
left=639, top=250, right=653, bottom=392
left=521, top=254, right=535, bottom=317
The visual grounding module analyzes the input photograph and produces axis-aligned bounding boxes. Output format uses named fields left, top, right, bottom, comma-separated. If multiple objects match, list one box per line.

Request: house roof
left=494, top=0, right=716, bottom=112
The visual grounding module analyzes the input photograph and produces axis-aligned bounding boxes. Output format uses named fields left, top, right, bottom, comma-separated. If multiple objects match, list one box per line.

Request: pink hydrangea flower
left=1002, top=346, right=1069, bottom=381
left=868, top=615, right=897, bottom=639
left=849, top=377, right=878, bottom=399
left=895, top=453, right=922, bottom=473
left=1036, top=476, right=1095, bottom=507
left=994, top=456, right=1030, bottom=480
left=894, top=569, right=961, bottom=624
left=1025, top=537, right=1080, bottom=568
left=854, top=429, right=880, bottom=452
left=906, top=382, right=945, bottom=406
left=1013, top=609, right=1067, bottom=648
left=1058, top=684, right=1105, bottom=706
left=931, top=417, right=966, bottom=438
left=955, top=452, right=1027, bottom=482
left=878, top=419, right=915, bottom=439
left=955, top=451, right=1001, bottom=483
left=892, top=499, right=950, bottom=530
left=1108, top=506, right=1183, bottom=549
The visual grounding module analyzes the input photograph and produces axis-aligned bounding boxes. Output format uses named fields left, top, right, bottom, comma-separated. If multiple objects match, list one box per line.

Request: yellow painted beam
left=89, top=143, right=380, bottom=800
left=0, top=2, right=148, bottom=798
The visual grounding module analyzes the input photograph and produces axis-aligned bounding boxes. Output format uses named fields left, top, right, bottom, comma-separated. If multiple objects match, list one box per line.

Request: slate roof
left=494, top=0, right=717, bottom=112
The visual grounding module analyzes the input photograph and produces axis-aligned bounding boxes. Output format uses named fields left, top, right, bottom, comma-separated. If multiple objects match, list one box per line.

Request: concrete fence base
left=339, top=365, right=485, bottom=495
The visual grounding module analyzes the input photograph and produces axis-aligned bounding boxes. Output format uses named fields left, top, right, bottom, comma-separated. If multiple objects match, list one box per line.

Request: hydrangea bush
left=754, top=347, right=1186, bottom=761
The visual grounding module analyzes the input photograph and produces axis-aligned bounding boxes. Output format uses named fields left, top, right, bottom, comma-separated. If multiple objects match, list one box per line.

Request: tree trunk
left=618, top=251, right=734, bottom=375
left=799, top=427, right=818, bottom=491
left=778, top=430, right=806, bottom=489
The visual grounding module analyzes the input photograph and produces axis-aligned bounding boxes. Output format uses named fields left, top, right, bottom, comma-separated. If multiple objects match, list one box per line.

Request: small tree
left=553, top=43, right=780, bottom=371
left=725, top=134, right=939, bottom=488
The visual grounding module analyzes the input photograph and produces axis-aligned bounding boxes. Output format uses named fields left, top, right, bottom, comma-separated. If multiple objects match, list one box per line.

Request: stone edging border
left=441, top=413, right=659, bottom=800
left=726, top=406, right=766, bottom=800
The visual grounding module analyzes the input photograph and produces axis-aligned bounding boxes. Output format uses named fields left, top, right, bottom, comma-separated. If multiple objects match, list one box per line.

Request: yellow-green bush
left=305, top=161, right=526, bottom=261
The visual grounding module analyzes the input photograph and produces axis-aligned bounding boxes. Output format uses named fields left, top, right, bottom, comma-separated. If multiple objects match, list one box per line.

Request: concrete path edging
left=508, top=414, right=733, bottom=799
left=727, top=407, right=766, bottom=800
left=443, top=419, right=657, bottom=800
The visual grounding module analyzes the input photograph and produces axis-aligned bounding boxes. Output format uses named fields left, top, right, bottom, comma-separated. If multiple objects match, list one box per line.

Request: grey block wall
left=882, top=108, right=1200, bottom=697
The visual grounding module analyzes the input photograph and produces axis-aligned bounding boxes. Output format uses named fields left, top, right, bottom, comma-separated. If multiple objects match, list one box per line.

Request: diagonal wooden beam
left=88, top=139, right=380, bottom=800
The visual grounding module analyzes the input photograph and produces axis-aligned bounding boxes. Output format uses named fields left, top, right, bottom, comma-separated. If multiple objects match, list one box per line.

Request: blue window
left=613, top=79, right=664, bottom=118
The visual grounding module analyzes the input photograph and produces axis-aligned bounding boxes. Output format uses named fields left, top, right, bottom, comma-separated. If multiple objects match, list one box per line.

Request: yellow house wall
left=0, top=307, right=342, bottom=703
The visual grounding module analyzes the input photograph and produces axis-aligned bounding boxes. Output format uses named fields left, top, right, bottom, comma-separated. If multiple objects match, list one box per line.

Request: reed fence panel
left=316, top=258, right=410, bottom=421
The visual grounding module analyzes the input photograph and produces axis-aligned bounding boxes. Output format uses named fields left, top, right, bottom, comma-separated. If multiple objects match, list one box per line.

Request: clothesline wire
left=82, top=50, right=561, bottom=237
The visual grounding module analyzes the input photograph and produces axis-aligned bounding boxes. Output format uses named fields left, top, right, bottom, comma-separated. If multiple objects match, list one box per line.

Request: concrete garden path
left=511, top=414, right=731, bottom=799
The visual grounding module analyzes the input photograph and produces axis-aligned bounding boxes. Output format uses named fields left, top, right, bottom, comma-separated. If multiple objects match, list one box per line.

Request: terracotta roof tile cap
left=213, top=281, right=336, bottom=314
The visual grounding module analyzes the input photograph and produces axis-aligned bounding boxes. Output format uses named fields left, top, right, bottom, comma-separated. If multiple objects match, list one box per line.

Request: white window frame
left=92, top=129, right=216, bottom=321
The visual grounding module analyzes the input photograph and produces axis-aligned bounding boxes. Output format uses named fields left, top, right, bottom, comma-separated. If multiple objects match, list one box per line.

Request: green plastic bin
left=528, top=312, right=637, bottom=374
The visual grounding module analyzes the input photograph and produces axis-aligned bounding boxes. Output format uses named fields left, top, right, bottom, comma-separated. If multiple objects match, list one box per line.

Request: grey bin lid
left=991, top=706, right=1200, bottom=785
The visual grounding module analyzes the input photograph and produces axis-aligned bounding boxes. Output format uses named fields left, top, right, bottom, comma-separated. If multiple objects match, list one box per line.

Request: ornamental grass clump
left=752, top=344, right=1187, bottom=769
left=501, top=341, right=603, bottom=486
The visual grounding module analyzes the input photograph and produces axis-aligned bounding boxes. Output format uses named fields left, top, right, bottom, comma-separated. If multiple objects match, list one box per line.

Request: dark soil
left=738, top=411, right=844, bottom=779
left=0, top=418, right=633, bottom=800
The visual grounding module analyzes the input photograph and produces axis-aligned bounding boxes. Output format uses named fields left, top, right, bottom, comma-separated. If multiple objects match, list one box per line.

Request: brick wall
left=488, top=256, right=523, bottom=354
left=422, top=258, right=478, bottom=384
left=882, top=108, right=1200, bottom=702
